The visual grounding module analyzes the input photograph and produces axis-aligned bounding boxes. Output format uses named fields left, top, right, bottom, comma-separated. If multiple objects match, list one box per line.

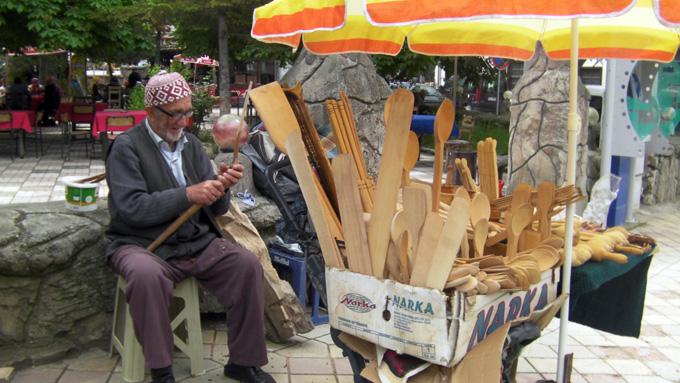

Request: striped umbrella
left=251, top=0, right=676, bottom=380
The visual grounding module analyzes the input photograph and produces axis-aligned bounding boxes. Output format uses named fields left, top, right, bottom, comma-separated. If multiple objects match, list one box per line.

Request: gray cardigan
left=105, top=123, right=230, bottom=260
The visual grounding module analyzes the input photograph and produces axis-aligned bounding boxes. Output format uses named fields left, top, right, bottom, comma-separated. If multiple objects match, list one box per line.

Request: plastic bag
left=581, top=175, right=622, bottom=227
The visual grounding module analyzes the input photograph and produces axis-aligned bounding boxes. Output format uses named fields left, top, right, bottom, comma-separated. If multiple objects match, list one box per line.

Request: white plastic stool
left=110, top=276, right=205, bottom=382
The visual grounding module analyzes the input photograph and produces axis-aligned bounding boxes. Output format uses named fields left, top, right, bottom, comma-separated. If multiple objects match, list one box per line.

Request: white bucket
left=62, top=176, right=100, bottom=212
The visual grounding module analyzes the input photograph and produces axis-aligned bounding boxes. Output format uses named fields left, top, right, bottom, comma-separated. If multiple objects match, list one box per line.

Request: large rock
left=280, top=50, right=392, bottom=176
left=0, top=203, right=113, bottom=366
left=507, top=44, right=589, bottom=194
left=642, top=143, right=680, bottom=205
left=0, top=181, right=282, bottom=366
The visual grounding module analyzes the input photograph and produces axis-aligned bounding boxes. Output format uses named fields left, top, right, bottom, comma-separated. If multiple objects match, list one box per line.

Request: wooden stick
left=232, top=81, right=253, bottom=166
left=147, top=204, right=202, bottom=252
left=75, top=172, right=106, bottom=184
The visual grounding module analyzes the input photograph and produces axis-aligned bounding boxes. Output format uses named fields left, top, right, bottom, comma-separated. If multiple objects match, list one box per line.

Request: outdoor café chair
left=0, top=111, right=19, bottom=159
left=60, top=112, right=90, bottom=161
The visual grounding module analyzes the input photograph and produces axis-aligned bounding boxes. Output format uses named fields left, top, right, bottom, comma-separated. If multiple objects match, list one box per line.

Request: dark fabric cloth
left=560, top=247, right=655, bottom=337
left=105, top=123, right=230, bottom=260
left=110, top=238, right=268, bottom=369
left=6, top=83, right=30, bottom=110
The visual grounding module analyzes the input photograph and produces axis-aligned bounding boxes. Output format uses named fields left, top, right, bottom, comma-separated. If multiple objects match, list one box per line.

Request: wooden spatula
left=332, top=154, right=373, bottom=275
left=506, top=203, right=533, bottom=260
left=286, top=131, right=344, bottom=269
left=248, top=82, right=298, bottom=154
left=402, top=131, right=420, bottom=186
left=424, top=187, right=471, bottom=290
left=409, top=212, right=444, bottom=287
left=390, top=210, right=411, bottom=281
left=432, top=99, right=454, bottom=212
left=368, top=88, right=414, bottom=278
left=536, top=182, right=556, bottom=240
left=403, top=183, right=430, bottom=266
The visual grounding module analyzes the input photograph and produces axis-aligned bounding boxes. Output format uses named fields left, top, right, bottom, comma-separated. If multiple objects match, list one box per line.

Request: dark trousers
left=110, top=238, right=268, bottom=369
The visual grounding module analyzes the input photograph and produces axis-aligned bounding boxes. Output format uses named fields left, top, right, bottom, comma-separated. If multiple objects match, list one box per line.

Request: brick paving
left=1, top=139, right=679, bottom=382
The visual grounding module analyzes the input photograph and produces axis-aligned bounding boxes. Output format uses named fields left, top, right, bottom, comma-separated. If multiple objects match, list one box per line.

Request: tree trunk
left=217, top=12, right=230, bottom=114
left=155, top=28, right=162, bottom=66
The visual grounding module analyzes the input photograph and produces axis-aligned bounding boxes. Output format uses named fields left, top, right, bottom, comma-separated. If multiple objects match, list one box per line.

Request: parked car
left=230, top=83, right=260, bottom=107
left=410, top=84, right=445, bottom=114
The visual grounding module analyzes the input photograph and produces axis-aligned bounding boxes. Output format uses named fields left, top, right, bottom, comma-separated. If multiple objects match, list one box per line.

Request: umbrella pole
left=557, top=18, right=579, bottom=383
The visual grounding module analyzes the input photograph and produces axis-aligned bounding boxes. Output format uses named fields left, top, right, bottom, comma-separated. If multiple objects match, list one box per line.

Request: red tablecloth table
left=58, top=102, right=108, bottom=124
left=0, top=111, right=36, bottom=157
left=0, top=111, right=36, bottom=133
left=91, top=110, right=147, bottom=138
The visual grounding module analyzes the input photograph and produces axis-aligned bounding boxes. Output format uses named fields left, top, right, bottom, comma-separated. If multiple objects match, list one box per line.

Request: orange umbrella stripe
left=305, top=38, right=403, bottom=55
left=252, top=5, right=345, bottom=36
left=657, top=0, right=680, bottom=25
left=366, top=0, right=634, bottom=24
left=549, top=47, right=676, bottom=63
left=409, top=43, right=534, bottom=61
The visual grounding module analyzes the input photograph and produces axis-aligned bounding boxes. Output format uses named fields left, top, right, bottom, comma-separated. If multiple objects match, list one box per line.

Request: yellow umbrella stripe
left=252, top=0, right=345, bottom=37
left=655, top=0, right=680, bottom=26
left=303, top=15, right=407, bottom=55
left=407, top=21, right=540, bottom=60
left=543, top=26, right=679, bottom=62
left=365, top=0, right=635, bottom=25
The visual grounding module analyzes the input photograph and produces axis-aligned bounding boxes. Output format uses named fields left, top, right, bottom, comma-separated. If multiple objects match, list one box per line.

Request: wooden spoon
left=473, top=219, right=489, bottom=258
left=536, top=182, right=556, bottom=240
left=506, top=203, right=533, bottom=260
left=432, top=99, right=454, bottom=212
left=470, top=192, right=491, bottom=226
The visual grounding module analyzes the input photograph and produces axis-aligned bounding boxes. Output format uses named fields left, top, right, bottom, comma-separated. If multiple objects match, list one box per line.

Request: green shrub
left=190, top=91, right=213, bottom=134
left=127, top=85, right=145, bottom=110
left=419, top=111, right=510, bottom=155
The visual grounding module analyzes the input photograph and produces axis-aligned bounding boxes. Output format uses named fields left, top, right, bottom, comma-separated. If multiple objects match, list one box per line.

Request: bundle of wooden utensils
left=248, top=82, right=577, bottom=298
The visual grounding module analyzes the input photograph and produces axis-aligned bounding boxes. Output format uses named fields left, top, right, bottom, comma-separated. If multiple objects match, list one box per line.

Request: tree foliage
left=0, top=0, right=152, bottom=63
left=372, top=47, right=496, bottom=92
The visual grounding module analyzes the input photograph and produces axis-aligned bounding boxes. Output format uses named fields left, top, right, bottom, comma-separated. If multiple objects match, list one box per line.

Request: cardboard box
left=326, top=266, right=560, bottom=367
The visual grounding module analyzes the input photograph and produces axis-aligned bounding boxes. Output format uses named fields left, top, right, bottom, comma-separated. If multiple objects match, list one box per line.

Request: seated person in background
left=40, top=76, right=62, bottom=126
left=105, top=72, right=274, bottom=383
left=29, top=77, right=42, bottom=95
left=6, top=77, right=31, bottom=110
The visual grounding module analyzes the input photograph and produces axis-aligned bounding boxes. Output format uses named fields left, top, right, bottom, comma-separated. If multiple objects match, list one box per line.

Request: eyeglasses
left=154, top=105, right=193, bottom=121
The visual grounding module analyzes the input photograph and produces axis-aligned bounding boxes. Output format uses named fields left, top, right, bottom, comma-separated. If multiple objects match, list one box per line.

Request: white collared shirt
left=145, top=119, right=188, bottom=187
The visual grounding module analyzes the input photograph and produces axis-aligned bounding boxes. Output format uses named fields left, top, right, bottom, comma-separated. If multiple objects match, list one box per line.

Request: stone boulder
left=0, top=178, right=282, bottom=365
left=642, top=144, right=680, bottom=205
left=280, top=50, right=392, bottom=176
left=0, top=203, right=113, bottom=367
left=508, top=44, right=589, bottom=194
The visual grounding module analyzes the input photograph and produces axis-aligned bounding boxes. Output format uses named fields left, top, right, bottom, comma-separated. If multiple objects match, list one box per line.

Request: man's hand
left=217, top=163, right=244, bottom=189
left=186, top=180, right=226, bottom=205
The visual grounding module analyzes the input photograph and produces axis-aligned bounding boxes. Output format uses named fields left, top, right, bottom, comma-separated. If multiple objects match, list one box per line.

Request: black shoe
left=150, top=366, right=175, bottom=383
left=224, top=363, right=275, bottom=383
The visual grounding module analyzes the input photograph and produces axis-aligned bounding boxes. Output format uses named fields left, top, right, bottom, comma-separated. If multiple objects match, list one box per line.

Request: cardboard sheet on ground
left=450, top=322, right=510, bottom=382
